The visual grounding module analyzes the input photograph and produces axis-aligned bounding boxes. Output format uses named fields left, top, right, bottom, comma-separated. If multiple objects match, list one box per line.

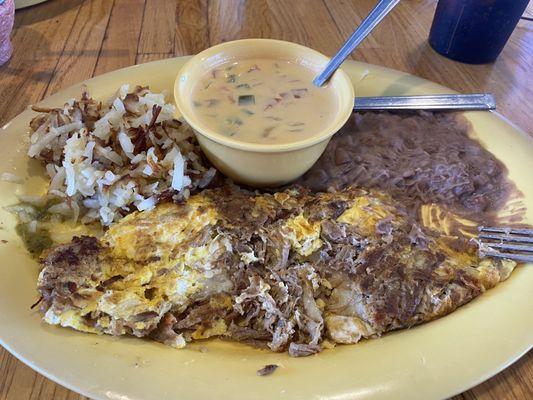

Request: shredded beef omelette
left=37, top=187, right=515, bottom=356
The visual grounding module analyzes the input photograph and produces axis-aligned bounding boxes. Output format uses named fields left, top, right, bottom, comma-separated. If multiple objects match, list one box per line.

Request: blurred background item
left=429, top=0, right=530, bottom=64
left=15, top=0, right=48, bottom=10
left=0, top=0, right=15, bottom=66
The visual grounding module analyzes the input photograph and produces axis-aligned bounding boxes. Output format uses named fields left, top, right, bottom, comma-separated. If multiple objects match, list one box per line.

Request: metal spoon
left=354, top=93, right=496, bottom=111
left=313, top=0, right=400, bottom=87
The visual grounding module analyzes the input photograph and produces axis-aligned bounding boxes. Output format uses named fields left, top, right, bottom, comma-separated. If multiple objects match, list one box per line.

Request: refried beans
left=296, top=111, right=522, bottom=227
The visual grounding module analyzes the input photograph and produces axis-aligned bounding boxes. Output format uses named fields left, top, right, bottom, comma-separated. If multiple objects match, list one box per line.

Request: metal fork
left=478, top=227, right=533, bottom=263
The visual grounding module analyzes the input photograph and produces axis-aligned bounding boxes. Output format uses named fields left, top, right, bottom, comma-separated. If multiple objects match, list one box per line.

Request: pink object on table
left=0, top=0, right=15, bottom=66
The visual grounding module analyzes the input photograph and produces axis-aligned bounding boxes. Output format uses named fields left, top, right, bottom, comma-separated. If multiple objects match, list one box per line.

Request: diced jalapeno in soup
left=191, top=58, right=338, bottom=144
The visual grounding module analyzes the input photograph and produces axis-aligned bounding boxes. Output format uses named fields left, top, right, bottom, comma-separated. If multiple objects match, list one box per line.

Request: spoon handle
left=313, top=0, right=400, bottom=87
left=353, top=94, right=496, bottom=111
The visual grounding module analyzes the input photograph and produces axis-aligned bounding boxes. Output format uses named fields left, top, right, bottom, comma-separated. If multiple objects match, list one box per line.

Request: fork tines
left=478, top=227, right=533, bottom=263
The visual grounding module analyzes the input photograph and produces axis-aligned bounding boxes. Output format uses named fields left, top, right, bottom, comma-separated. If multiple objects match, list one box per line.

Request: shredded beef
left=153, top=187, right=469, bottom=354
left=174, top=296, right=230, bottom=330
left=257, top=364, right=278, bottom=376
left=288, top=343, right=322, bottom=357
left=38, top=236, right=102, bottom=310
left=320, top=220, right=346, bottom=243
left=151, top=313, right=180, bottom=346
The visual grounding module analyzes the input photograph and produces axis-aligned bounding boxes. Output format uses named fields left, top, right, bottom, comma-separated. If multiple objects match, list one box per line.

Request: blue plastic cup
left=429, top=0, right=529, bottom=64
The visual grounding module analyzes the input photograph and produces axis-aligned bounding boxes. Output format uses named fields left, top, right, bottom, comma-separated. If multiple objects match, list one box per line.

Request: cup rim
left=173, top=39, right=354, bottom=154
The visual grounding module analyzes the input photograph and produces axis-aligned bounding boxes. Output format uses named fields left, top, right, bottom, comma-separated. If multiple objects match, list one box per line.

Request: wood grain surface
left=0, top=1, right=531, bottom=399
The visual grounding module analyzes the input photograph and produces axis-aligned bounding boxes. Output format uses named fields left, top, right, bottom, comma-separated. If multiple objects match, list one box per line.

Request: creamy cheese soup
left=190, top=58, right=338, bottom=144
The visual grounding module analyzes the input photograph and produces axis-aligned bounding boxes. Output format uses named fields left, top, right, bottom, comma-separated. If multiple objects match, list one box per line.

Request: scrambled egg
left=42, top=195, right=232, bottom=336
left=284, top=214, right=323, bottom=256
left=337, top=195, right=400, bottom=236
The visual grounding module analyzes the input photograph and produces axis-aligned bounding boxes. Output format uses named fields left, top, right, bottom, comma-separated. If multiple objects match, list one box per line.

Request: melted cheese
left=283, top=214, right=323, bottom=256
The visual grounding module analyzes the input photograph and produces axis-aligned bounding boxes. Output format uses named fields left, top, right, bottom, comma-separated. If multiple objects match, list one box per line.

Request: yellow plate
left=0, top=57, right=531, bottom=400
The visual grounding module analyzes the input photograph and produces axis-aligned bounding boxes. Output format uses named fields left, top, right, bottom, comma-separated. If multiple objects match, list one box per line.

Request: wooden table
left=0, top=1, right=531, bottom=399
